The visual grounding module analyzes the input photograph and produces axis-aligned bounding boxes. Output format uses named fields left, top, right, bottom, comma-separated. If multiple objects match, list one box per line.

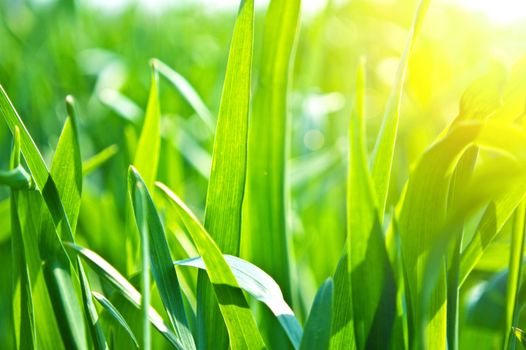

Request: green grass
left=2, top=0, right=526, bottom=349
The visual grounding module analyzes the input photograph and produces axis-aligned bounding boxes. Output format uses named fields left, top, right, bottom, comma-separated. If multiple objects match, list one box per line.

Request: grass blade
left=299, top=279, right=334, bottom=350
left=128, top=166, right=195, bottom=350
left=154, top=59, right=214, bottom=131
left=197, top=0, right=255, bottom=348
left=156, top=182, right=266, bottom=349
left=370, top=0, right=430, bottom=221
left=92, top=291, right=139, bottom=348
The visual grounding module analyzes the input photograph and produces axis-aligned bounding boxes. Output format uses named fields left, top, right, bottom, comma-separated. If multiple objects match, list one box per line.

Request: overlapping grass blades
left=128, top=167, right=195, bottom=349
left=156, top=182, right=266, bottom=349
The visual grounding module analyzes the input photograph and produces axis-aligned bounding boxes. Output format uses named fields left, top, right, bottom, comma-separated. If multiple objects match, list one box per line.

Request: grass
left=1, top=0, right=526, bottom=349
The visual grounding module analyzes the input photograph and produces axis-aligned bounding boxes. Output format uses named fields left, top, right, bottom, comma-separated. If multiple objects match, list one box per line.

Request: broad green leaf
left=65, top=242, right=184, bottom=349
left=153, top=58, right=214, bottom=131
left=92, top=291, right=139, bottom=348
left=197, top=0, right=256, bottom=348
left=347, top=60, right=396, bottom=349
left=299, top=279, right=334, bottom=350
left=370, top=0, right=430, bottom=221
left=128, top=166, right=195, bottom=350
left=175, top=254, right=302, bottom=349
left=156, top=182, right=266, bottom=349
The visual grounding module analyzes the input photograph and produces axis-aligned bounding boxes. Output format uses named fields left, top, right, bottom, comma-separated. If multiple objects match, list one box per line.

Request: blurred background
left=1, top=0, right=525, bottom=347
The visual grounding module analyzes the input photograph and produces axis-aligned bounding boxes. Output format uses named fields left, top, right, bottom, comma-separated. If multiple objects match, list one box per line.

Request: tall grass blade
left=242, top=0, right=301, bottom=347
left=197, top=0, right=255, bottom=348
left=128, top=167, right=195, bottom=350
left=370, top=0, right=430, bottom=221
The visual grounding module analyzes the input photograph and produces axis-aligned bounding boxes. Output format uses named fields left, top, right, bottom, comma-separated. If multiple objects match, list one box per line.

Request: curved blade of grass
left=370, top=0, right=430, bottom=221
left=156, top=182, right=266, bottom=349
left=397, top=122, right=482, bottom=349
left=299, top=279, right=334, bottom=350
left=92, top=291, right=139, bottom=348
left=503, top=201, right=526, bottom=349
left=0, top=166, right=33, bottom=189
left=64, top=242, right=184, bottom=349
left=175, top=254, right=302, bottom=349
left=82, top=144, right=119, bottom=176
left=197, top=0, right=255, bottom=348
left=153, top=59, right=214, bottom=131
left=459, top=186, right=526, bottom=286
left=128, top=166, right=195, bottom=350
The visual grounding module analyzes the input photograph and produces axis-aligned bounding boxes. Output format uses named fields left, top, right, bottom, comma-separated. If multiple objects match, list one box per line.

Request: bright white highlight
left=457, top=0, right=526, bottom=24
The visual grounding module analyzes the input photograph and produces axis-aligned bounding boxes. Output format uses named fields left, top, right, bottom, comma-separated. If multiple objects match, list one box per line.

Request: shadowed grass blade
left=175, top=254, right=302, bottom=349
left=300, top=279, right=334, bottom=350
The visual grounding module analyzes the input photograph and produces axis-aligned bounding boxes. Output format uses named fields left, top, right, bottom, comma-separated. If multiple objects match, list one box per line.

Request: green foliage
left=1, top=0, right=526, bottom=349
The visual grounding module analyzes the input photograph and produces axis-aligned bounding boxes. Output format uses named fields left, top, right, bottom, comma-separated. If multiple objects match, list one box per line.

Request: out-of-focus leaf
left=82, top=144, right=119, bottom=176
left=154, top=59, right=214, bottom=131
left=370, top=0, right=430, bottom=221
